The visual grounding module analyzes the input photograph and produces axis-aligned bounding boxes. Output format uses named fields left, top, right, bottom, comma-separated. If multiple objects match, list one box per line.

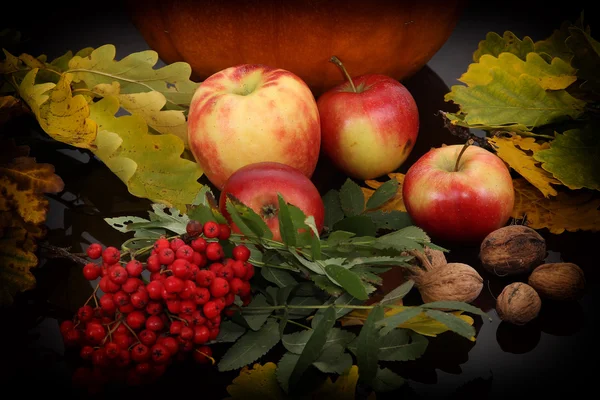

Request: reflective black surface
left=1, top=1, right=597, bottom=399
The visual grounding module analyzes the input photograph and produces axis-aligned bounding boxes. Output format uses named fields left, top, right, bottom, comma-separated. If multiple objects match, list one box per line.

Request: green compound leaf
left=378, top=330, right=428, bottom=362
left=339, top=178, right=365, bottom=217
left=355, top=305, right=384, bottom=384
left=218, top=320, right=281, bottom=372
left=324, top=264, right=368, bottom=301
left=365, top=178, right=398, bottom=211
left=473, top=31, right=535, bottom=62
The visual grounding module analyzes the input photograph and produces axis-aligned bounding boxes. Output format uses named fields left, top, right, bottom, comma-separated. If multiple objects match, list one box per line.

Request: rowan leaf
left=218, top=320, right=281, bottom=372
left=89, top=95, right=203, bottom=211
left=355, top=305, right=384, bottom=383
left=362, top=173, right=406, bottom=212
left=473, top=31, right=535, bottom=62
left=511, top=178, right=600, bottom=234
left=445, top=67, right=586, bottom=131
left=534, top=126, right=600, bottom=191
left=312, top=344, right=353, bottom=374
left=225, top=362, right=285, bottom=400
left=94, top=82, right=189, bottom=147
left=282, top=328, right=356, bottom=355
left=487, top=134, right=561, bottom=197
left=378, top=330, right=428, bottom=362
left=339, top=178, right=365, bottom=217
left=68, top=44, right=199, bottom=109
left=371, top=368, right=405, bottom=392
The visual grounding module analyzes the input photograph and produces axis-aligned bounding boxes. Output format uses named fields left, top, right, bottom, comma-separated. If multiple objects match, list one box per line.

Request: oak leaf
left=224, top=362, right=285, bottom=400
left=362, top=173, right=406, bottom=212
left=511, top=178, right=600, bottom=234
left=487, top=134, right=561, bottom=197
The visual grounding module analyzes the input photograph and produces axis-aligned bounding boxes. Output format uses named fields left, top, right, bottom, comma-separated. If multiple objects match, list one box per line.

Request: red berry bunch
left=59, top=219, right=254, bottom=393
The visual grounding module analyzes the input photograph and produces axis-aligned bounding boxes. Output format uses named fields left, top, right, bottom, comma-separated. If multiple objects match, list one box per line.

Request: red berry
left=216, top=265, right=235, bottom=281
left=208, top=262, right=224, bottom=275
left=161, top=336, right=179, bottom=355
left=176, top=244, right=195, bottom=262
left=206, top=242, right=224, bottom=261
left=180, top=299, right=197, bottom=314
left=169, top=321, right=184, bottom=336
left=153, top=237, right=170, bottom=251
left=171, top=258, right=192, bottom=280
left=119, top=303, right=136, bottom=314
left=77, top=305, right=94, bottom=322
left=80, top=345, right=95, bottom=360
left=194, top=345, right=213, bottom=364
left=115, top=349, right=131, bottom=368
left=166, top=299, right=182, bottom=314
left=192, top=252, right=207, bottom=268
left=59, top=320, right=75, bottom=336
left=203, top=301, right=220, bottom=319
left=231, top=260, right=247, bottom=278
left=164, top=276, right=184, bottom=293
left=113, top=333, right=132, bottom=349
left=139, top=329, right=157, bottom=346
left=146, top=254, right=161, bottom=272
left=232, top=245, right=251, bottom=262
left=135, top=362, right=152, bottom=376
left=239, top=281, right=252, bottom=297
left=157, top=247, right=175, bottom=265
left=92, top=348, right=110, bottom=367
left=125, top=259, right=144, bottom=277
left=224, top=292, right=236, bottom=306
left=99, top=293, right=117, bottom=314
left=193, top=325, right=210, bottom=344
left=203, top=221, right=220, bottom=238
left=210, top=277, right=230, bottom=298
left=99, top=275, right=121, bottom=293
left=126, top=310, right=146, bottom=330
left=145, top=315, right=165, bottom=331
left=130, top=290, right=149, bottom=308
left=64, top=329, right=82, bottom=346
left=102, top=246, right=121, bottom=265
left=190, top=237, right=207, bottom=252
left=151, top=343, right=171, bottom=364
left=194, top=287, right=211, bottom=305
left=196, top=269, right=215, bottom=287
left=113, top=291, right=130, bottom=307
left=108, top=265, right=128, bottom=285
left=146, top=301, right=163, bottom=315
left=146, top=280, right=164, bottom=300
left=186, top=220, right=203, bottom=237
left=228, top=277, right=245, bottom=296
left=209, top=327, right=220, bottom=341
left=131, top=343, right=151, bottom=363
left=105, top=342, right=120, bottom=359
left=244, top=263, right=255, bottom=281
left=218, top=223, right=231, bottom=240
left=180, top=326, right=194, bottom=341
left=180, top=279, right=197, bottom=299
left=82, top=263, right=101, bottom=280
left=85, top=324, right=106, bottom=344
left=169, top=237, right=186, bottom=251
left=150, top=271, right=166, bottom=282
left=86, top=243, right=103, bottom=260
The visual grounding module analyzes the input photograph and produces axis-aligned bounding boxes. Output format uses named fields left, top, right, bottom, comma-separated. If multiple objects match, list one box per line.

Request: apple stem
left=330, top=56, right=357, bottom=93
left=454, top=139, right=475, bottom=172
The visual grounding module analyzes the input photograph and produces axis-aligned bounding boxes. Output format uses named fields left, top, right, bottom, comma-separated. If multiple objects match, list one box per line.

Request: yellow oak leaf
left=19, top=69, right=97, bottom=149
left=488, top=135, right=561, bottom=197
left=224, top=362, right=285, bottom=400
left=362, top=173, right=406, bottom=212
left=512, top=178, right=600, bottom=234
left=94, top=82, right=189, bottom=147
left=313, top=365, right=363, bottom=400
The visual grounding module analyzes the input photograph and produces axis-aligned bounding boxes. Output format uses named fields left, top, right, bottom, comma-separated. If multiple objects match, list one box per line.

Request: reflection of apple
left=218, top=162, right=325, bottom=242
left=187, top=64, right=321, bottom=189
left=316, top=56, right=419, bottom=180
left=402, top=141, right=515, bottom=244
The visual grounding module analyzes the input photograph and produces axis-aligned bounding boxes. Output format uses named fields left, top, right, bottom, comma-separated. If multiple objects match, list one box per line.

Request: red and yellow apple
left=187, top=64, right=321, bottom=189
left=316, top=57, right=419, bottom=180
left=218, top=161, right=325, bottom=242
left=402, top=142, right=515, bottom=244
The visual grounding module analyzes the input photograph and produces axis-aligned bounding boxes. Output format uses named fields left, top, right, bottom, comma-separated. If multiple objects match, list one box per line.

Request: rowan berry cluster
left=59, top=219, right=254, bottom=393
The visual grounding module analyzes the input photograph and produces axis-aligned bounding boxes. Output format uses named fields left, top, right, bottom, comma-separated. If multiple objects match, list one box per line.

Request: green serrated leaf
left=424, top=309, right=476, bottom=340
left=326, top=230, right=356, bottom=245
left=288, top=307, right=337, bottom=390
left=333, top=215, right=377, bottom=237
left=324, top=264, right=368, bottom=300
left=217, top=320, right=280, bottom=372
left=276, top=352, right=300, bottom=393
left=534, top=20, right=575, bottom=62
left=241, top=294, right=272, bottom=331
left=277, top=194, right=296, bottom=247
left=345, top=256, right=412, bottom=269
left=420, top=300, right=491, bottom=320
left=365, top=178, right=399, bottom=210
left=366, top=210, right=413, bottom=231
left=282, top=327, right=357, bottom=355
left=312, top=293, right=364, bottom=328
left=313, top=344, right=353, bottom=374
left=186, top=204, right=218, bottom=224
left=473, top=31, right=535, bottom=62
left=339, top=178, right=365, bottom=217
left=376, top=307, right=423, bottom=337
left=287, top=296, right=323, bottom=320
left=371, top=368, right=406, bottom=392
left=215, top=320, right=247, bottom=343
left=322, top=189, right=345, bottom=231
left=351, top=266, right=389, bottom=285
left=261, top=267, right=297, bottom=288
left=138, top=203, right=189, bottom=234
left=378, top=330, right=428, bottom=362
left=356, top=305, right=384, bottom=383
left=226, top=196, right=268, bottom=241
left=305, top=215, right=322, bottom=260
left=380, top=280, right=415, bottom=305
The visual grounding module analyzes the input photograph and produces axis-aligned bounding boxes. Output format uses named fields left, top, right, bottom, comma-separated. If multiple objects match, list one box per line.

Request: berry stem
left=122, top=320, right=141, bottom=343
left=101, top=319, right=123, bottom=344
left=454, top=139, right=474, bottom=172
left=194, top=348, right=216, bottom=365
left=330, top=56, right=357, bottom=93
left=85, top=283, right=100, bottom=308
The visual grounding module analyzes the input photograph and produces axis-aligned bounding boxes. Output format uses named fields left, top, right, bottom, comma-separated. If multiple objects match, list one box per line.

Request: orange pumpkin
left=126, top=0, right=465, bottom=96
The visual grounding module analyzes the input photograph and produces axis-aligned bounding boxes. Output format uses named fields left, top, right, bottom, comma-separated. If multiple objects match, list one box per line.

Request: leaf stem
left=269, top=315, right=312, bottom=330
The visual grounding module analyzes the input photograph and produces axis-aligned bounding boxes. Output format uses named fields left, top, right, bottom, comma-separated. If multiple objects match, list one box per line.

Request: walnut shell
left=496, top=282, right=541, bottom=325
left=479, top=225, right=546, bottom=276
left=414, top=262, right=483, bottom=304
left=528, top=263, right=585, bottom=301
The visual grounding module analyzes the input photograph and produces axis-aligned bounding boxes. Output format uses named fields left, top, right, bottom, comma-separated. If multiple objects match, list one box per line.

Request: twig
left=40, top=242, right=89, bottom=266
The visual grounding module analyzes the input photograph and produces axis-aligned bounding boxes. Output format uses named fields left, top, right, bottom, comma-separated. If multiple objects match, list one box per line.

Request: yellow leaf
left=512, top=178, right=600, bottom=234
left=488, top=135, right=561, bottom=197
left=362, top=173, right=406, bottom=212
left=94, top=82, right=189, bottom=147
left=225, top=362, right=285, bottom=400
left=19, top=69, right=97, bottom=149
left=0, top=49, right=20, bottom=74
left=313, top=365, right=361, bottom=400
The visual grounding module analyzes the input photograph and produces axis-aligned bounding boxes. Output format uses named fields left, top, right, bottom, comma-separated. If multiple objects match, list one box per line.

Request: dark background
left=1, top=1, right=598, bottom=399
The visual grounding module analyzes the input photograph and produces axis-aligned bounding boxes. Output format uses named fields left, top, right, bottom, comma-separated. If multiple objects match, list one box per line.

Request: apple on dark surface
left=316, top=56, right=420, bottom=180
left=402, top=140, right=515, bottom=245
left=218, top=161, right=325, bottom=242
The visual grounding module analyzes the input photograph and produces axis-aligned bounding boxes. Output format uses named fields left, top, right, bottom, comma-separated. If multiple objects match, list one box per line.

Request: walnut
left=528, top=263, right=585, bottom=301
left=496, top=282, right=541, bottom=325
left=479, top=225, right=546, bottom=276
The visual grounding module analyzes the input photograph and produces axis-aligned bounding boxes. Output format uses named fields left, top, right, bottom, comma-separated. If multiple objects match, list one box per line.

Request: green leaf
left=534, top=125, right=600, bottom=191
left=311, top=275, right=344, bottom=296
left=378, top=330, right=428, bottom=362
left=333, top=215, right=377, bottom=237
left=324, top=264, right=368, bottom=300
left=567, top=26, right=600, bottom=91
left=371, top=368, right=406, bottom=392
left=305, top=215, right=322, bottom=260
left=351, top=266, right=389, bottom=285
left=366, top=210, right=413, bottom=231
left=288, top=307, right=337, bottom=390
left=287, top=296, right=324, bottom=320
left=376, top=307, right=423, bottom=337
left=325, top=230, right=356, bottom=245
left=282, top=327, right=357, bottom=355
left=424, top=309, right=476, bottom=340
left=276, top=352, right=300, bottom=393
left=322, top=189, right=344, bottom=230
left=339, top=178, right=365, bottom=217
left=215, top=320, right=247, bottom=343
left=534, top=21, right=575, bottom=62
left=241, top=294, right=272, bottom=331
left=313, top=344, right=353, bottom=374
left=104, top=215, right=150, bottom=233
left=473, top=31, right=535, bottom=62
left=380, top=280, right=415, bottom=305
left=261, top=267, right=297, bottom=288
left=420, top=300, right=491, bottom=320
left=365, top=178, right=399, bottom=210
left=218, top=320, right=281, bottom=372
left=312, top=293, right=364, bottom=328
left=144, top=203, right=189, bottom=234
left=226, top=196, right=271, bottom=241
left=345, top=256, right=412, bottom=269
left=356, top=305, right=384, bottom=383
left=277, top=194, right=296, bottom=247
left=186, top=203, right=218, bottom=224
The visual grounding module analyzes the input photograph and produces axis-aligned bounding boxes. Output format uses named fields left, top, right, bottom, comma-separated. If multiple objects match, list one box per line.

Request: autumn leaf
left=534, top=125, right=600, bottom=191
left=0, top=142, right=64, bottom=306
left=19, top=69, right=97, bottom=149
left=313, top=365, right=367, bottom=400
left=473, top=31, right=535, bottom=62
left=224, top=362, right=285, bottom=400
left=362, top=173, right=406, bottom=212
left=0, top=95, right=29, bottom=126
left=487, top=134, right=561, bottom=197
left=511, top=178, right=600, bottom=234
left=90, top=95, right=203, bottom=211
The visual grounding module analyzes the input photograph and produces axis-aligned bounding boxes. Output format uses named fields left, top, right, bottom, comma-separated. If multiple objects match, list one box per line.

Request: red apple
left=218, top=161, right=325, bottom=242
left=402, top=141, right=515, bottom=244
left=187, top=64, right=321, bottom=190
left=316, top=56, right=419, bottom=180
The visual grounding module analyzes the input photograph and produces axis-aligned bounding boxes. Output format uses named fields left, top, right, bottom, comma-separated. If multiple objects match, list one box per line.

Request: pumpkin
left=125, top=0, right=465, bottom=96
